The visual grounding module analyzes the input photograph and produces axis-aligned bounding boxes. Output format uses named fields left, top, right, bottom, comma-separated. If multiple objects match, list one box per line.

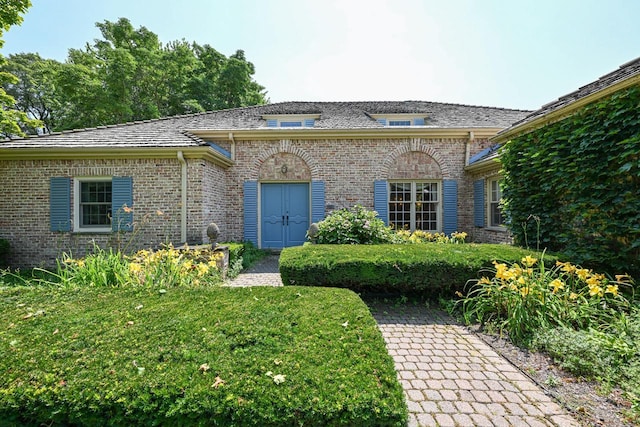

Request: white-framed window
left=279, top=121, right=303, bottom=127
left=74, top=177, right=112, bottom=232
left=388, top=120, right=412, bottom=127
left=488, top=178, right=504, bottom=227
left=263, top=114, right=320, bottom=128
left=388, top=181, right=441, bottom=231
left=371, top=114, right=426, bottom=127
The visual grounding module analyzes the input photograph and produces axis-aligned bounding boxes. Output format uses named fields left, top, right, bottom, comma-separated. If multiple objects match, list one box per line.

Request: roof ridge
left=267, top=100, right=530, bottom=113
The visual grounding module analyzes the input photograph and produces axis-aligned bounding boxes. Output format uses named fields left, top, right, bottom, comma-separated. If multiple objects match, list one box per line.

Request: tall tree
left=0, top=0, right=41, bottom=137
left=3, top=17, right=268, bottom=133
left=3, top=53, right=60, bottom=133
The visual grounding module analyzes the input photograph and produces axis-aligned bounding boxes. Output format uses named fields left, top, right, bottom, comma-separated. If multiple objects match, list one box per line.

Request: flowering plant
left=459, top=253, right=634, bottom=344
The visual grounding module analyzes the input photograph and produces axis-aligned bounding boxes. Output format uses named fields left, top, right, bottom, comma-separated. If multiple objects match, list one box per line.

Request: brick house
left=0, top=101, right=529, bottom=267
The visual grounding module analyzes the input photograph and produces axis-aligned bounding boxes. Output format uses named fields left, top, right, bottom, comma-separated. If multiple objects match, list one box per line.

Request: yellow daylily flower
left=605, top=285, right=619, bottom=296
left=521, top=255, right=538, bottom=267
left=549, top=279, right=564, bottom=294
left=576, top=269, right=590, bottom=281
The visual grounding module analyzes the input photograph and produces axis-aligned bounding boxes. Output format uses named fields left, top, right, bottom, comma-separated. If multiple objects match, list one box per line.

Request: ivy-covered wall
left=501, top=85, right=640, bottom=278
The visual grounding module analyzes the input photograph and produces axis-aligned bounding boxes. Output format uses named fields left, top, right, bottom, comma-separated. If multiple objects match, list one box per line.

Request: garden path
left=225, top=255, right=580, bottom=427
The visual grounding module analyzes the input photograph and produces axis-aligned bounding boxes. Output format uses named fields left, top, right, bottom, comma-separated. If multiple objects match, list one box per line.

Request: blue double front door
left=261, top=183, right=309, bottom=248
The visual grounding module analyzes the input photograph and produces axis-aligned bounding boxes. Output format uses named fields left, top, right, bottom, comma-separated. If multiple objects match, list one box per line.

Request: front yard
left=0, top=285, right=407, bottom=426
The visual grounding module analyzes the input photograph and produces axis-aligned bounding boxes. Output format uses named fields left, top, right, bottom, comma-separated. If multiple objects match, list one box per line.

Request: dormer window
left=371, top=114, right=426, bottom=127
left=263, top=114, right=320, bottom=128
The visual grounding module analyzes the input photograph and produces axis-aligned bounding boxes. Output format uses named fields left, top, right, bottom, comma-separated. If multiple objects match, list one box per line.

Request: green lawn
left=0, top=286, right=407, bottom=426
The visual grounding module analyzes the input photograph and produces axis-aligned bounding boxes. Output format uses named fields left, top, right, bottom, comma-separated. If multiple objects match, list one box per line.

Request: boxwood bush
left=279, top=244, right=557, bottom=296
left=0, top=286, right=406, bottom=426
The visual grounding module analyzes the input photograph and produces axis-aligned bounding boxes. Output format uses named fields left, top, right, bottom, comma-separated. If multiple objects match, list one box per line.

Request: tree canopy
left=2, top=17, right=268, bottom=134
left=0, top=0, right=41, bottom=137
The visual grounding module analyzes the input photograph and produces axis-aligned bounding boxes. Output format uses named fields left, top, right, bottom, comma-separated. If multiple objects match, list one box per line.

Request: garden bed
left=0, top=286, right=406, bottom=426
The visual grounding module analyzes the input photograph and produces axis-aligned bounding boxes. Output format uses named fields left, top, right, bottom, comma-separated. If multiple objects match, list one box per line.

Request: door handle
left=282, top=215, right=285, bottom=224
left=287, top=215, right=289, bottom=225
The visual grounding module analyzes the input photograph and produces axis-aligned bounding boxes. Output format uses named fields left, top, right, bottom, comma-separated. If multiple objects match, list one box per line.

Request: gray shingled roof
left=505, top=57, right=640, bottom=131
left=1, top=101, right=530, bottom=149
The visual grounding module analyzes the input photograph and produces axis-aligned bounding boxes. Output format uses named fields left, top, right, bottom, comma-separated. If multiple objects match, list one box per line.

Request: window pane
left=489, top=179, right=503, bottom=226
left=79, top=181, right=112, bottom=228
left=388, top=120, right=411, bottom=126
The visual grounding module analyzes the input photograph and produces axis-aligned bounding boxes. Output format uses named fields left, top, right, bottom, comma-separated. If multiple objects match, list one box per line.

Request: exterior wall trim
left=189, top=127, right=504, bottom=142
left=0, top=147, right=234, bottom=168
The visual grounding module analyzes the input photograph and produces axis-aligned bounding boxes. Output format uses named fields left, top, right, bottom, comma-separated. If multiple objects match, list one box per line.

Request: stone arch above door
left=252, top=140, right=318, bottom=181
left=259, top=152, right=311, bottom=181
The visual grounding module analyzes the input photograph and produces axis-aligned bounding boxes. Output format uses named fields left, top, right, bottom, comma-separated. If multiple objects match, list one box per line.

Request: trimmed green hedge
left=0, top=286, right=406, bottom=426
left=279, top=244, right=557, bottom=296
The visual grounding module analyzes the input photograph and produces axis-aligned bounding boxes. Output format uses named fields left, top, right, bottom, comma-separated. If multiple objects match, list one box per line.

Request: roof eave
left=465, top=155, right=501, bottom=173
left=0, top=146, right=234, bottom=168
left=189, top=127, right=506, bottom=141
left=493, top=74, right=640, bottom=144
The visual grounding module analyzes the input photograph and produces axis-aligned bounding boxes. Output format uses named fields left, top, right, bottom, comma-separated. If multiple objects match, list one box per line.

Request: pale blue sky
left=2, top=0, right=639, bottom=110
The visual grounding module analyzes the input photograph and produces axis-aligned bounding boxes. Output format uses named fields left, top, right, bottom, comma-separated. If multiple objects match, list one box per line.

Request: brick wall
left=221, top=137, right=495, bottom=242
left=0, top=157, right=221, bottom=267
left=0, top=135, right=507, bottom=267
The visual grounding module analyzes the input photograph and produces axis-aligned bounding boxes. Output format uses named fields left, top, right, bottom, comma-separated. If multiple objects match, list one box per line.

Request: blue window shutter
left=311, top=180, right=325, bottom=223
left=377, top=118, right=387, bottom=126
left=442, top=180, right=458, bottom=235
left=50, top=177, right=71, bottom=232
left=474, top=179, right=485, bottom=227
left=243, top=181, right=258, bottom=245
left=374, top=180, right=388, bottom=224
left=413, top=117, right=425, bottom=126
left=304, top=118, right=315, bottom=127
left=112, top=177, right=133, bottom=232
left=266, top=119, right=277, bottom=127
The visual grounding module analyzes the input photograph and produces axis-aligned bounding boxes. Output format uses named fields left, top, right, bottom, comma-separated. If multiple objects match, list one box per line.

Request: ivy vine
left=501, top=85, right=640, bottom=278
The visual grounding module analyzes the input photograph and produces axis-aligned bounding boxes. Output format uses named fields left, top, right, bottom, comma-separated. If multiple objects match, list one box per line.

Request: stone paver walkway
left=224, top=254, right=283, bottom=287
left=226, top=255, right=580, bottom=426
left=370, top=304, right=579, bottom=427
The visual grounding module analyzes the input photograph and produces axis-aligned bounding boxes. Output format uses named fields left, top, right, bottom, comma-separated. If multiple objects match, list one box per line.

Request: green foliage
left=0, top=238, right=8, bottom=267
left=532, top=309, right=640, bottom=419
left=1, top=17, right=267, bottom=133
left=0, top=0, right=41, bottom=137
left=314, top=205, right=395, bottom=244
left=2, top=53, right=59, bottom=133
left=501, top=85, right=640, bottom=278
left=0, top=286, right=407, bottom=426
left=224, top=241, right=267, bottom=279
left=392, top=230, right=468, bottom=244
left=0, top=0, right=30, bottom=43
left=459, top=256, right=634, bottom=345
left=30, top=244, right=224, bottom=288
left=280, top=244, right=555, bottom=296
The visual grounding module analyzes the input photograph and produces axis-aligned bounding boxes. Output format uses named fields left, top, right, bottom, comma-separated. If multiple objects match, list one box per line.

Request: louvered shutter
left=474, top=179, right=485, bottom=227
left=374, top=180, right=388, bottom=224
left=311, top=180, right=325, bottom=223
left=442, top=180, right=458, bottom=235
left=243, top=181, right=258, bottom=245
left=50, top=177, right=71, bottom=232
left=112, top=177, right=133, bottom=232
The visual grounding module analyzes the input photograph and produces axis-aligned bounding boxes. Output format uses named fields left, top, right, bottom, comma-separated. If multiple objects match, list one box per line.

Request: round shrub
left=314, top=205, right=393, bottom=244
